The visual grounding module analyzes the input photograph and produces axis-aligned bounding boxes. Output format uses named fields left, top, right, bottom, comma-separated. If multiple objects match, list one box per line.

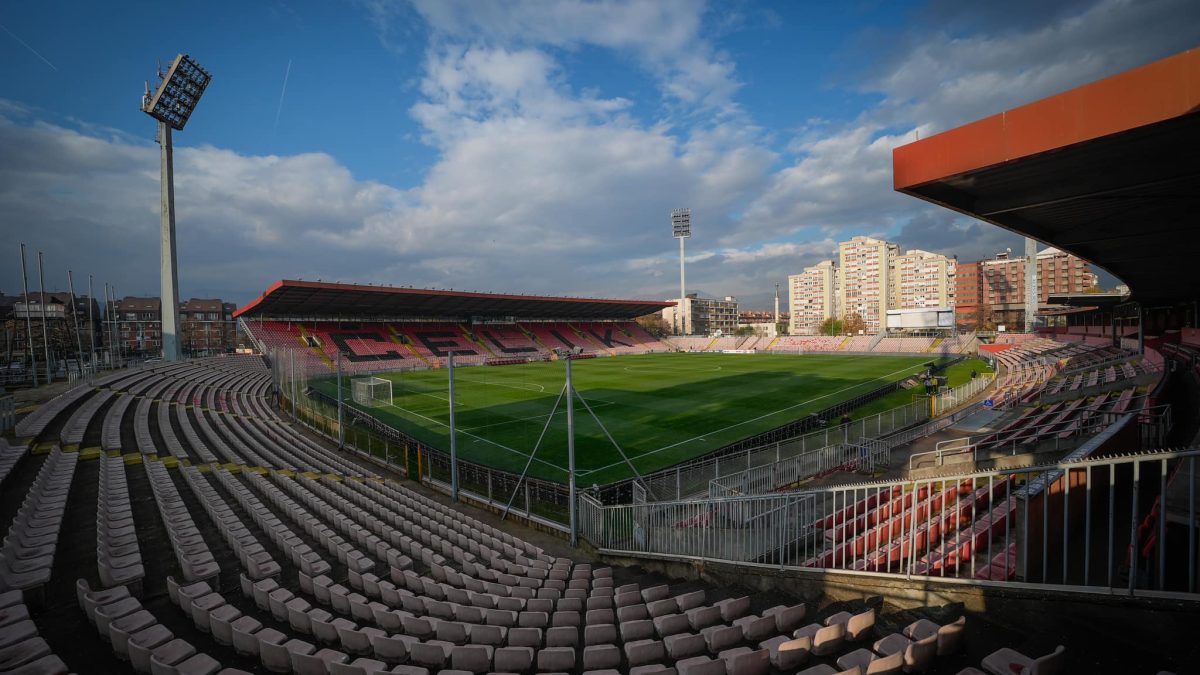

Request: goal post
left=352, top=376, right=392, bottom=407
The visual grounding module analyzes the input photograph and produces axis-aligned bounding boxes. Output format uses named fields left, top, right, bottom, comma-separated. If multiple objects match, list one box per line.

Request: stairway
left=296, top=325, right=334, bottom=370
left=460, top=324, right=498, bottom=358
left=386, top=325, right=433, bottom=367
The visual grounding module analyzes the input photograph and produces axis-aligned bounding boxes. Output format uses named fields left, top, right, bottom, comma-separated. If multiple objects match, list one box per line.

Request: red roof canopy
left=234, top=280, right=674, bottom=320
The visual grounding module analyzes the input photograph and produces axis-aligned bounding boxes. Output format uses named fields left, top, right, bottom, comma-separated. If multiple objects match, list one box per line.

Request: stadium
left=1, top=35, right=1199, bottom=675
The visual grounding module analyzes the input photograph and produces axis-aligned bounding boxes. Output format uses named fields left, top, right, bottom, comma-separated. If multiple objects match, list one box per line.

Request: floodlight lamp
left=671, top=207, right=691, bottom=239
left=142, top=53, right=212, bottom=131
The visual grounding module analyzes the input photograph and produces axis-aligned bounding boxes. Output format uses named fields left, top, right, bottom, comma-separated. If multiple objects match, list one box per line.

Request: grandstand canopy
left=234, top=280, right=674, bottom=320
left=893, top=48, right=1200, bottom=303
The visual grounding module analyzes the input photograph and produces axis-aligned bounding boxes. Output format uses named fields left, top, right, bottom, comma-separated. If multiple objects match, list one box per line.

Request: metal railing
left=581, top=438, right=1200, bottom=599
left=913, top=397, right=1168, bottom=472
left=629, top=397, right=933, bottom=503
left=702, top=374, right=997, bottom=499
left=708, top=440, right=890, bottom=498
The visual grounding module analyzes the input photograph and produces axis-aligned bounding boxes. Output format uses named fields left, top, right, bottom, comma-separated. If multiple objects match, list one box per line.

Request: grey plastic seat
left=677, top=655, right=727, bottom=675
left=795, top=622, right=845, bottom=657
left=493, top=646, right=534, bottom=672
left=760, top=634, right=811, bottom=669
left=584, top=623, right=617, bottom=646
left=665, top=632, right=707, bottom=660
left=763, top=604, right=806, bottom=634
left=721, top=648, right=771, bottom=675
left=536, top=646, right=576, bottom=672
left=449, top=644, right=493, bottom=674
left=625, top=639, right=666, bottom=667
left=981, top=645, right=1065, bottom=675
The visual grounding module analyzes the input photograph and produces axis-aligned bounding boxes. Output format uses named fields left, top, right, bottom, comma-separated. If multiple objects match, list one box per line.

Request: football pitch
left=311, top=352, right=945, bottom=485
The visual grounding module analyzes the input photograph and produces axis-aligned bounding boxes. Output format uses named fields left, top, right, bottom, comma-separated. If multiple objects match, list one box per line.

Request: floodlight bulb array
left=671, top=207, right=692, bottom=239
left=142, top=54, right=212, bottom=131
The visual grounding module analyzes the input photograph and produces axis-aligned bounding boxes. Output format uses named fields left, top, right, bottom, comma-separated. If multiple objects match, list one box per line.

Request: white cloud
left=407, top=0, right=741, bottom=112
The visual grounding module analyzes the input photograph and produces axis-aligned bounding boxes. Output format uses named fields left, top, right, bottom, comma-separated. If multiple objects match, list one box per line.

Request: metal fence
left=268, top=345, right=575, bottom=531
left=581, top=438, right=1200, bottom=599
left=708, top=441, right=890, bottom=498
left=579, top=490, right=818, bottom=564
left=629, top=398, right=932, bottom=503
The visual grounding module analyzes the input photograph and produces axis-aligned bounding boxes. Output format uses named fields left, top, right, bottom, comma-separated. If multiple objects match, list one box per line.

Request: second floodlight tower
left=141, top=54, right=212, bottom=361
left=671, top=208, right=691, bottom=335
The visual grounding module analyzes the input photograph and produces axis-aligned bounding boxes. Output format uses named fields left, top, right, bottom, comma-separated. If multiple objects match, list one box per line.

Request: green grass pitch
left=311, top=352, right=947, bottom=485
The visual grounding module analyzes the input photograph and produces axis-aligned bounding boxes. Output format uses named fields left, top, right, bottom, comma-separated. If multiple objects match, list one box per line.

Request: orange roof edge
left=894, top=47, right=1200, bottom=190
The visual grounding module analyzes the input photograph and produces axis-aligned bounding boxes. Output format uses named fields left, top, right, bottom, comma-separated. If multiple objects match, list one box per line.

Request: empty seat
left=677, top=655, right=727, bottom=675
left=981, top=645, right=1066, bottom=675
left=720, top=647, right=770, bottom=675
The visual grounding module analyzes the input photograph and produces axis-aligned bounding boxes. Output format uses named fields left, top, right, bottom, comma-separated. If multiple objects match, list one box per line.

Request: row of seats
left=0, top=589, right=70, bottom=673
left=78, top=578, right=225, bottom=675
left=144, top=459, right=221, bottom=585
left=0, top=448, right=77, bottom=594
left=0, top=440, right=27, bottom=488
left=97, top=455, right=145, bottom=590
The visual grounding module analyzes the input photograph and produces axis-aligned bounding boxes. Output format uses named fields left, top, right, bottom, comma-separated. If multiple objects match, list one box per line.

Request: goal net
left=352, top=377, right=392, bottom=407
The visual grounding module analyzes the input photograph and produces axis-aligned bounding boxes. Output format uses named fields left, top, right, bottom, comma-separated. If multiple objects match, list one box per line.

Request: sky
left=0, top=0, right=1196, bottom=310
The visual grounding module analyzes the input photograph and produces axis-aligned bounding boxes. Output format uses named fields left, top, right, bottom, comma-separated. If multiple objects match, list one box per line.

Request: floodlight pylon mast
left=671, top=208, right=692, bottom=335
left=159, top=122, right=182, bottom=361
left=142, top=53, right=211, bottom=362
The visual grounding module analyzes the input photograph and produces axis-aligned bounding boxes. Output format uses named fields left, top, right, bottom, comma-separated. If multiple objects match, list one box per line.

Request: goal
left=352, top=377, right=392, bottom=407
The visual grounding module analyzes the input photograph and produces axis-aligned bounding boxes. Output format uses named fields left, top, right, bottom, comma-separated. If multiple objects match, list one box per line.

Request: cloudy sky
left=1, top=0, right=1196, bottom=309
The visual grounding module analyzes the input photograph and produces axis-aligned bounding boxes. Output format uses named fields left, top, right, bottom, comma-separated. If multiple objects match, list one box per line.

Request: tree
left=734, top=325, right=755, bottom=336
left=842, top=313, right=867, bottom=335
left=636, top=313, right=670, bottom=337
left=818, top=317, right=844, bottom=336
left=776, top=321, right=789, bottom=336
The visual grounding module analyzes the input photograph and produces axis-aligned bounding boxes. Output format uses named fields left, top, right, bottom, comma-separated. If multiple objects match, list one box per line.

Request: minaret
left=774, top=283, right=780, bottom=326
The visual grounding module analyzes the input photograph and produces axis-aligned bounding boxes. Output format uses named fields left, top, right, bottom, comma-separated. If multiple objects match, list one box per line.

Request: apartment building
left=837, top=236, right=898, bottom=333
left=181, top=299, right=238, bottom=356
left=788, top=260, right=838, bottom=335
left=957, top=248, right=1098, bottom=328
left=891, top=249, right=955, bottom=310
left=107, top=296, right=240, bottom=357
left=662, top=294, right=739, bottom=335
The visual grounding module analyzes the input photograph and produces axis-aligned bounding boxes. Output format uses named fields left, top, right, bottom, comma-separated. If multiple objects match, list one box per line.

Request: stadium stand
left=242, top=319, right=669, bottom=371
left=768, top=336, right=844, bottom=352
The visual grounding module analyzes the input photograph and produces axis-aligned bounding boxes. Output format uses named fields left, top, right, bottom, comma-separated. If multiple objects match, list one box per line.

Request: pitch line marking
left=374, top=400, right=569, bottom=473
left=454, top=375, right=546, bottom=393
left=576, top=361, right=929, bottom=477
left=459, top=399, right=616, bottom=433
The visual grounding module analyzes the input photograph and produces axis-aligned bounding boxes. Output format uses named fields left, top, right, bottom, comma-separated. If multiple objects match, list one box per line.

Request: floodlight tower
left=141, top=54, right=212, bottom=361
left=671, top=208, right=691, bottom=335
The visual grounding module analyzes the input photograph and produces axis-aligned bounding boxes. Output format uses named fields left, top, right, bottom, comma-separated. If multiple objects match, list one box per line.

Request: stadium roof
left=893, top=48, right=1200, bottom=304
left=234, top=280, right=675, bottom=320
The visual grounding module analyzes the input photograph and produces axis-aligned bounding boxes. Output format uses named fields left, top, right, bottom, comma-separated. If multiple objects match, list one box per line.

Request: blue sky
left=1, top=0, right=1196, bottom=308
